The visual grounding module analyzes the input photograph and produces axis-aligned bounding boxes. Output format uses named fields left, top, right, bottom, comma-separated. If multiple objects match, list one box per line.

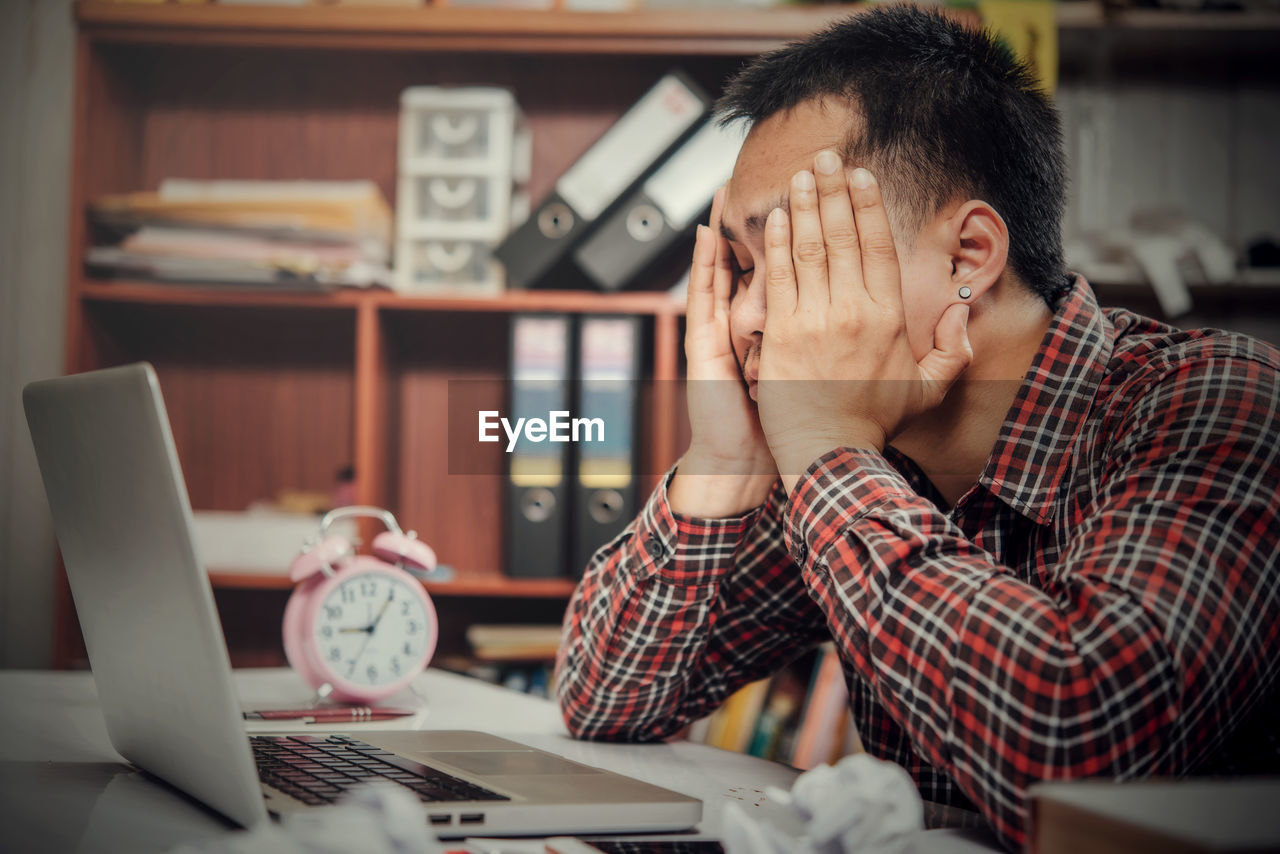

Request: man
left=554, top=6, right=1280, bottom=850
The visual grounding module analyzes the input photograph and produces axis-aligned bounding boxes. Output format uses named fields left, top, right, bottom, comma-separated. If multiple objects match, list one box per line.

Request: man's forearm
left=555, top=470, right=758, bottom=741
left=557, top=469, right=823, bottom=742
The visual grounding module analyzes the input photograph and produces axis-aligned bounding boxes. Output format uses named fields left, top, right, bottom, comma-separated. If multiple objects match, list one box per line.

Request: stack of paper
left=87, top=180, right=393, bottom=290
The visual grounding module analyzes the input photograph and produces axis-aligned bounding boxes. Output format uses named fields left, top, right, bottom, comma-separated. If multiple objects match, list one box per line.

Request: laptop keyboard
left=251, top=734, right=510, bottom=806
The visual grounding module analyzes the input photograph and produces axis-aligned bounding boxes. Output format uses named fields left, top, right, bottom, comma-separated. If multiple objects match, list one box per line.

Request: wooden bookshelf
left=58, top=0, right=864, bottom=668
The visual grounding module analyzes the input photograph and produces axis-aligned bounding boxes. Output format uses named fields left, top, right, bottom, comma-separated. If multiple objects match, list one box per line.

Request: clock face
left=311, top=571, right=432, bottom=688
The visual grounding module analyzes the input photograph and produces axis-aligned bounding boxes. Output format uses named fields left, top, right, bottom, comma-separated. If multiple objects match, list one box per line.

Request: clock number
left=366, top=664, right=378, bottom=682
left=320, top=625, right=333, bottom=638
left=403, top=641, right=413, bottom=656
left=406, top=620, right=418, bottom=634
left=360, top=580, right=377, bottom=598
left=400, top=601, right=411, bottom=617
left=341, top=586, right=355, bottom=604
left=329, top=647, right=341, bottom=662
left=390, top=657, right=401, bottom=676
left=326, top=605, right=343, bottom=620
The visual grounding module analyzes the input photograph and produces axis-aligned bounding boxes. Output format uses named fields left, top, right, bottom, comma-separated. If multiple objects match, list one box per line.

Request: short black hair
left=716, top=4, right=1071, bottom=306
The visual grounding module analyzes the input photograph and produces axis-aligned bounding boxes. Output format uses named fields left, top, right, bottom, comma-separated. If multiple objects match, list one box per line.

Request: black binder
left=570, top=315, right=643, bottom=578
left=494, top=72, right=710, bottom=290
left=574, top=118, right=745, bottom=292
left=505, top=314, right=574, bottom=578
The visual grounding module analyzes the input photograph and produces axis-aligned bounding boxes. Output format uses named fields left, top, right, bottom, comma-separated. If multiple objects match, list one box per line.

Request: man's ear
left=948, top=200, right=1008, bottom=301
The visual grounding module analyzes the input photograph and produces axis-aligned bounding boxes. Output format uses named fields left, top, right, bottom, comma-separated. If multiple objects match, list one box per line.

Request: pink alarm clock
left=282, top=506, right=439, bottom=704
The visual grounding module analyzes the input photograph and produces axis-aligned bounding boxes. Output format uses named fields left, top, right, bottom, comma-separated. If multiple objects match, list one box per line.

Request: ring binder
left=505, top=314, right=574, bottom=578
left=575, top=118, right=745, bottom=292
left=495, top=72, right=710, bottom=290
left=570, top=315, right=643, bottom=577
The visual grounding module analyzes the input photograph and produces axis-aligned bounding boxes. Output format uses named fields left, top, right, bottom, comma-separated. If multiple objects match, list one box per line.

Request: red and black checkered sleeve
left=785, top=352, right=1280, bottom=851
left=555, top=469, right=827, bottom=742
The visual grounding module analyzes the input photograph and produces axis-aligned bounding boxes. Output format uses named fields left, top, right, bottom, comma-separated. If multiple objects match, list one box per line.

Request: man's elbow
left=554, top=663, right=666, bottom=743
left=554, top=659, right=622, bottom=741
left=556, top=691, right=653, bottom=743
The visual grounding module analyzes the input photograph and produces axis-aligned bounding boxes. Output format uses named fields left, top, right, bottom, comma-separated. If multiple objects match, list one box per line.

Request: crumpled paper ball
left=723, top=753, right=924, bottom=854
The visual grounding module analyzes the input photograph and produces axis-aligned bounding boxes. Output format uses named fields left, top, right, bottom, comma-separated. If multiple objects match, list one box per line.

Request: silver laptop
left=23, top=362, right=701, bottom=837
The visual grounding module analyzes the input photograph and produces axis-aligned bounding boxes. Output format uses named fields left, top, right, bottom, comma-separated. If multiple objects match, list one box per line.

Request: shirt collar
left=977, top=277, right=1114, bottom=525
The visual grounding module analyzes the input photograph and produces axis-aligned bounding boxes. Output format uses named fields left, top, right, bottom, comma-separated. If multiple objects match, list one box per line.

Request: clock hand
left=349, top=630, right=375, bottom=676
left=338, top=595, right=392, bottom=636
left=366, top=591, right=395, bottom=636
left=348, top=591, right=397, bottom=674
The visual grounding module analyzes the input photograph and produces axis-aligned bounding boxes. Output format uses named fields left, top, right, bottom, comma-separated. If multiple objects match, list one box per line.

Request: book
left=746, top=667, right=807, bottom=760
left=713, top=678, right=771, bottom=754
left=789, top=644, right=850, bottom=770
left=465, top=624, right=563, bottom=662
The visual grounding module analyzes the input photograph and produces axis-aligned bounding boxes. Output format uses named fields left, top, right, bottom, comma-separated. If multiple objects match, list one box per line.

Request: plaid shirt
left=555, top=279, right=1280, bottom=850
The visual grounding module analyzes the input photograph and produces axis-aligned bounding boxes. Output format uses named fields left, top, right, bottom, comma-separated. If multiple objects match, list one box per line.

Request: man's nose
left=730, top=278, right=766, bottom=340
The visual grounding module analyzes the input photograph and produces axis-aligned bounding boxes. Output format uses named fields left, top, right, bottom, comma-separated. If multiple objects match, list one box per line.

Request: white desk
left=0, top=668, right=1000, bottom=854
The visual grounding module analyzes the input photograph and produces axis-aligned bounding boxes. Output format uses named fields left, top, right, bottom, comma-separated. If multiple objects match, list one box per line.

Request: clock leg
left=312, top=682, right=334, bottom=707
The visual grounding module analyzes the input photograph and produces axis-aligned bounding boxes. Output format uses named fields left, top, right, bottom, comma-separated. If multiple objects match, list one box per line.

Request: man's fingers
left=917, top=302, right=973, bottom=403
left=788, top=169, right=828, bottom=308
left=813, top=150, right=863, bottom=302
left=686, top=223, right=717, bottom=329
left=686, top=186, right=726, bottom=329
left=849, top=168, right=902, bottom=306
left=764, top=206, right=797, bottom=317
left=708, top=186, right=734, bottom=316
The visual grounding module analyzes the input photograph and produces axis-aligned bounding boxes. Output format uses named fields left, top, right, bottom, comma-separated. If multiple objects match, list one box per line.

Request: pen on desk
left=243, top=707, right=418, bottom=723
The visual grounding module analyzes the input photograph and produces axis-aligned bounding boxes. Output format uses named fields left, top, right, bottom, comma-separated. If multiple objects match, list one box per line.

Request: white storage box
left=395, top=86, right=530, bottom=294
left=398, top=173, right=509, bottom=240
left=399, top=87, right=531, bottom=176
left=402, top=239, right=503, bottom=294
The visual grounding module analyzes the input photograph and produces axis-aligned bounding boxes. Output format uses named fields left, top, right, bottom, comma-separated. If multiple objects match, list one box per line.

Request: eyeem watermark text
left=479, top=410, right=605, bottom=453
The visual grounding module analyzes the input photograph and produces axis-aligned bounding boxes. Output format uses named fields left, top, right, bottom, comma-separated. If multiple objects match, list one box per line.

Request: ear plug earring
left=958, top=286, right=972, bottom=300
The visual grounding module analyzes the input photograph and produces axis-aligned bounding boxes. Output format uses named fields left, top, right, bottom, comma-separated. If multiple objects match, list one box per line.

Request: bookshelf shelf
left=76, top=2, right=871, bottom=55
left=77, top=279, right=685, bottom=315
left=207, top=569, right=577, bottom=599
left=207, top=571, right=296, bottom=591
left=77, top=280, right=370, bottom=309
left=374, top=288, right=686, bottom=316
